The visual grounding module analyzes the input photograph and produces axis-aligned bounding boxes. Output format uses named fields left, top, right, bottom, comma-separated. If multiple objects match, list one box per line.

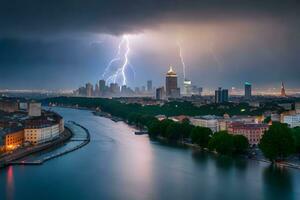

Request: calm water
left=1, top=107, right=300, bottom=200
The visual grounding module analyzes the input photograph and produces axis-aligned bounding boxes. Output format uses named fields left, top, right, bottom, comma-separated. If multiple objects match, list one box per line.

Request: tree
left=259, top=122, right=295, bottom=162
left=208, top=131, right=234, bottom=155
left=190, top=127, right=212, bottom=148
left=165, top=122, right=183, bottom=141
left=292, top=127, right=300, bottom=153
left=147, top=119, right=161, bottom=138
left=159, top=119, right=173, bottom=138
left=233, top=135, right=249, bottom=153
left=181, top=119, right=194, bottom=139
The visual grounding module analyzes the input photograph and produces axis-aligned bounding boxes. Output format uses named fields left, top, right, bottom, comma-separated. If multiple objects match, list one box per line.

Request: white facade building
left=25, top=124, right=60, bottom=145
left=190, top=115, right=222, bottom=133
left=283, top=114, right=300, bottom=128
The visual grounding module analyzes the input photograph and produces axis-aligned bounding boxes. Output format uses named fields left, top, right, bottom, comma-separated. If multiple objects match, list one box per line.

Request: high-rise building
left=110, top=83, right=120, bottom=94
left=183, top=80, right=192, bottom=96
left=78, top=86, right=86, bottom=96
left=156, top=87, right=165, bottom=100
left=166, top=66, right=179, bottom=97
left=121, top=85, right=127, bottom=94
left=281, top=82, right=287, bottom=97
left=147, top=80, right=153, bottom=92
left=86, top=83, right=93, bottom=97
left=99, top=80, right=106, bottom=94
left=215, top=87, right=229, bottom=103
left=244, top=82, right=252, bottom=99
left=141, top=86, right=146, bottom=93
left=94, top=83, right=100, bottom=96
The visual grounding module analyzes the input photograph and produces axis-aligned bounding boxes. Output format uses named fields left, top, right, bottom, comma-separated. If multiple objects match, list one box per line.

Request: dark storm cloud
left=0, top=0, right=300, bottom=90
left=0, top=0, right=299, bottom=37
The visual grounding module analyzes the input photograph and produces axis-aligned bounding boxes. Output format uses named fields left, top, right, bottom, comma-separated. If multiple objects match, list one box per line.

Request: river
left=1, top=107, right=300, bottom=200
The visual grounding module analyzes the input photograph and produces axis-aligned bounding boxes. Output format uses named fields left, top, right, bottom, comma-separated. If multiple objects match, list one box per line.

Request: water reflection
left=263, top=165, right=294, bottom=200
left=6, top=166, right=14, bottom=200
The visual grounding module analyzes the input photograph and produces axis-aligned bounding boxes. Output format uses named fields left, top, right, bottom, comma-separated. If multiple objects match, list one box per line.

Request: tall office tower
left=156, top=87, right=165, bottom=100
left=245, top=82, right=252, bottom=99
left=78, top=86, right=86, bottom=96
left=281, top=82, right=287, bottom=97
left=121, top=85, right=127, bottom=94
left=215, top=87, right=229, bottom=103
left=147, top=80, right=153, bottom=92
left=141, top=86, right=146, bottom=93
left=94, top=83, right=100, bottom=96
left=86, top=83, right=93, bottom=97
left=222, top=89, right=229, bottom=102
left=99, top=80, right=106, bottom=94
left=110, top=83, right=120, bottom=94
left=165, top=66, right=178, bottom=97
left=183, top=80, right=192, bottom=96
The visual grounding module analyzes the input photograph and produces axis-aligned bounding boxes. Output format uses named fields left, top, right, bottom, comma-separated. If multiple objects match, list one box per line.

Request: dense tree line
left=147, top=118, right=249, bottom=155
left=42, top=97, right=285, bottom=118
left=259, top=122, right=300, bottom=162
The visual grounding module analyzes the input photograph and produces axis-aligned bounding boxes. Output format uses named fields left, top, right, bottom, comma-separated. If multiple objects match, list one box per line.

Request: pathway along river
left=1, top=107, right=300, bottom=200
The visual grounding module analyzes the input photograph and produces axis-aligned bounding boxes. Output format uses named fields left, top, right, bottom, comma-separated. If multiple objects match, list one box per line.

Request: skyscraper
left=215, top=87, right=229, bottom=103
left=86, top=83, right=93, bottom=97
left=94, top=83, right=100, bottom=96
left=281, top=82, right=287, bottom=97
left=183, top=80, right=192, bottom=96
left=147, top=80, right=153, bottom=92
left=156, top=87, right=165, bottom=100
left=245, top=82, right=252, bottom=99
left=166, top=66, right=178, bottom=97
left=99, top=80, right=106, bottom=95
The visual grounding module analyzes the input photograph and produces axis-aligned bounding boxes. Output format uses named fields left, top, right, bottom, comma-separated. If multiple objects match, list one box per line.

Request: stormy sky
left=0, top=0, right=299, bottom=90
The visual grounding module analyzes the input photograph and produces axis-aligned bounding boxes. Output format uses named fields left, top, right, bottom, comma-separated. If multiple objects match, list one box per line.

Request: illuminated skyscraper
left=281, top=82, right=287, bottom=97
left=245, top=82, right=252, bottom=99
left=183, top=80, right=192, bottom=96
left=165, top=66, right=178, bottom=97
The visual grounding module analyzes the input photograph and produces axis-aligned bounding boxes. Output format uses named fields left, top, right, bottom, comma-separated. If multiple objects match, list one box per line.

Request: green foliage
left=159, top=119, right=173, bottom=138
left=233, top=135, right=249, bottom=153
left=292, top=127, right=300, bottom=153
left=166, top=122, right=183, bottom=141
left=42, top=96, right=279, bottom=119
left=190, top=127, right=212, bottom=148
left=259, top=122, right=295, bottom=161
left=147, top=119, right=161, bottom=138
left=208, top=131, right=234, bottom=155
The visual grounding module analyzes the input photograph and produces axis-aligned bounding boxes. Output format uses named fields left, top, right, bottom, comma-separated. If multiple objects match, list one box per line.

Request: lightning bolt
left=102, top=35, right=131, bottom=86
left=177, top=42, right=186, bottom=80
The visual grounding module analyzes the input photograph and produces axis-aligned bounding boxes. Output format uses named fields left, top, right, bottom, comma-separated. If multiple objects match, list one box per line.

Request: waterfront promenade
left=0, top=122, right=90, bottom=167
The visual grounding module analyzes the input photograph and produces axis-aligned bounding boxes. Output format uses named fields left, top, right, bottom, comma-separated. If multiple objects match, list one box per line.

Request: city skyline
left=0, top=1, right=299, bottom=91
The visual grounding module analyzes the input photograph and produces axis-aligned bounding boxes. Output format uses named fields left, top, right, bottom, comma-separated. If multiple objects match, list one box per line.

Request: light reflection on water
left=0, top=107, right=300, bottom=200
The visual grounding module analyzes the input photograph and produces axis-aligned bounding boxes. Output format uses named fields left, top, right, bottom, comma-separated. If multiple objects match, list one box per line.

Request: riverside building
left=227, top=122, right=269, bottom=145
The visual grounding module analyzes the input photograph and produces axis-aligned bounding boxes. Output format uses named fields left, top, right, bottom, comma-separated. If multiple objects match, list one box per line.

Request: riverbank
left=94, top=111, right=300, bottom=170
left=6, top=122, right=90, bottom=166
left=0, top=127, right=72, bottom=168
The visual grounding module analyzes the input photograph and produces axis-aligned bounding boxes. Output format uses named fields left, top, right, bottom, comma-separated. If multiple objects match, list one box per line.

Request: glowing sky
left=0, top=0, right=299, bottom=90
